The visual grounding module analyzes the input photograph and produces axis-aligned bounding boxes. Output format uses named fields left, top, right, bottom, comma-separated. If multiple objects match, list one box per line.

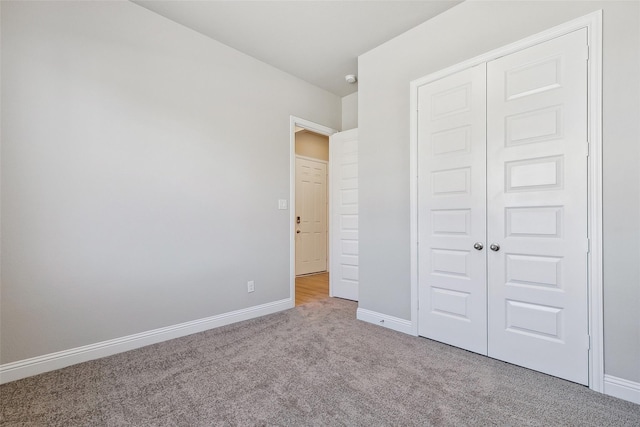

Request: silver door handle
left=490, top=243, right=500, bottom=252
left=473, top=242, right=484, bottom=251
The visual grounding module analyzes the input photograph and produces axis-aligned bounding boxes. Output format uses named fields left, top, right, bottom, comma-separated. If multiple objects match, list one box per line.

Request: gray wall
left=358, top=1, right=640, bottom=382
left=341, top=92, right=358, bottom=130
left=0, top=1, right=340, bottom=363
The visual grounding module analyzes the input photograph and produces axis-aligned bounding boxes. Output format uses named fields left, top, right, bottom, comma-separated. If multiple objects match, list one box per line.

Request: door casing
left=409, top=11, right=603, bottom=391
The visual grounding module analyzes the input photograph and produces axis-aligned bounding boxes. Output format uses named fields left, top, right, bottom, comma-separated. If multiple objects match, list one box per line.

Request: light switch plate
left=278, top=199, right=288, bottom=210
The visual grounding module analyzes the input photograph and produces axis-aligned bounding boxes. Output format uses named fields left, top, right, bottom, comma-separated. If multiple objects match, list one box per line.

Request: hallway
left=295, top=272, right=329, bottom=306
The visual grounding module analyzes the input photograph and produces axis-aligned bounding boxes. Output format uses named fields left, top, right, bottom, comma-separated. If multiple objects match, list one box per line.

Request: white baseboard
left=0, top=298, right=293, bottom=384
left=357, top=308, right=415, bottom=335
left=603, top=374, right=640, bottom=405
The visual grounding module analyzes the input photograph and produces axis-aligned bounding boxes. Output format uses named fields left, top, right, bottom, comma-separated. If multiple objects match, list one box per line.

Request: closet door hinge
left=584, top=44, right=590, bottom=61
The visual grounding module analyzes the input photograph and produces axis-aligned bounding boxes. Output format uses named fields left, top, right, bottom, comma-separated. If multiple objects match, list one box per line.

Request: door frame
left=409, top=11, right=603, bottom=391
left=289, top=116, right=337, bottom=306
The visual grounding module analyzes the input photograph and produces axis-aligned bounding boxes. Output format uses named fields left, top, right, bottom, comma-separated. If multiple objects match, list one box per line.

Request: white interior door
left=416, top=29, right=590, bottom=384
left=295, top=157, right=327, bottom=275
left=417, top=64, right=488, bottom=354
left=329, top=129, right=358, bottom=301
left=486, top=29, right=589, bottom=384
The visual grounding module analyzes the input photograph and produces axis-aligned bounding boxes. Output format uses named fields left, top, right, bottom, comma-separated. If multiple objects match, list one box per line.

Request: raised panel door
left=417, top=64, right=488, bottom=355
left=486, top=29, right=589, bottom=385
left=329, top=129, right=359, bottom=300
left=295, top=157, right=327, bottom=275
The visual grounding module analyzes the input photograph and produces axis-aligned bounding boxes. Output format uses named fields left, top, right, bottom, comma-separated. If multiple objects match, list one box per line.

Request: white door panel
left=295, top=157, right=327, bottom=275
left=417, top=64, right=488, bottom=355
left=416, top=29, right=589, bottom=385
left=487, top=28, right=589, bottom=385
left=330, top=129, right=359, bottom=301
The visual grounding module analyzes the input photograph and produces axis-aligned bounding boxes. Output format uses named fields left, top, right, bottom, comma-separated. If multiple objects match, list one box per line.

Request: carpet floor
left=1, top=298, right=639, bottom=426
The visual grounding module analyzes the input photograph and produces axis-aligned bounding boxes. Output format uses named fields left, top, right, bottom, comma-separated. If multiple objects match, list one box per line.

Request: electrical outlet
left=247, top=280, right=255, bottom=293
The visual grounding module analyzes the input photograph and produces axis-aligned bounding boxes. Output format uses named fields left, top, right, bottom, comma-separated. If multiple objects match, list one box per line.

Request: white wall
left=0, top=1, right=340, bottom=364
left=358, top=0, right=640, bottom=383
left=341, top=92, right=358, bottom=130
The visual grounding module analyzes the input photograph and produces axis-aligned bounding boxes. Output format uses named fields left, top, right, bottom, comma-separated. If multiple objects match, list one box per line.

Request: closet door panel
left=417, top=64, right=487, bottom=355
left=486, top=29, right=589, bottom=385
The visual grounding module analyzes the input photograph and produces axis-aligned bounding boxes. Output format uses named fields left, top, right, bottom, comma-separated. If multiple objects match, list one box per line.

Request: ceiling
left=133, top=1, right=463, bottom=97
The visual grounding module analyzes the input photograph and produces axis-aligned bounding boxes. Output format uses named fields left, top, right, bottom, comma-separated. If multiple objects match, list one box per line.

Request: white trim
left=585, top=11, right=604, bottom=393
left=357, top=308, right=414, bottom=335
left=0, top=298, right=292, bottom=384
left=289, top=116, right=337, bottom=300
left=604, top=375, right=640, bottom=405
left=409, top=66, right=420, bottom=337
left=290, top=117, right=336, bottom=138
left=409, top=11, right=603, bottom=391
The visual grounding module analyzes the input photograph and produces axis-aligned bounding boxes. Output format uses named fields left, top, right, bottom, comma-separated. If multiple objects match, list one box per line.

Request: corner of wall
left=341, top=92, right=358, bottom=131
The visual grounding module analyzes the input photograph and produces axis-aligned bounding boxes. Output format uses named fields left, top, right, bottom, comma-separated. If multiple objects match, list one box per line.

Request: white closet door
left=417, top=64, right=488, bottom=355
left=329, top=129, right=359, bottom=301
left=486, top=29, right=589, bottom=384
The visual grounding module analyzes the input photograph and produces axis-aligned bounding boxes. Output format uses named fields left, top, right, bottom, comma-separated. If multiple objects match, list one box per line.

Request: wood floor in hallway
left=295, top=272, right=329, bottom=306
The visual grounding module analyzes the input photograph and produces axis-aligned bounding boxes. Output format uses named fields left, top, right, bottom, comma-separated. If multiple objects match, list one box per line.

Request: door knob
left=490, top=243, right=500, bottom=252
left=296, top=230, right=301, bottom=234
left=473, top=242, right=484, bottom=251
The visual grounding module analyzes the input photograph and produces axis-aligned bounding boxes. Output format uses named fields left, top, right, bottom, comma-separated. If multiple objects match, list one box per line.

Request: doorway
left=290, top=117, right=336, bottom=306
left=295, top=130, right=329, bottom=276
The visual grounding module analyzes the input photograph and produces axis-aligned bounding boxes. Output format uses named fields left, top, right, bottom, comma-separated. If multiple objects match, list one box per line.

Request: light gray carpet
left=1, top=298, right=639, bottom=426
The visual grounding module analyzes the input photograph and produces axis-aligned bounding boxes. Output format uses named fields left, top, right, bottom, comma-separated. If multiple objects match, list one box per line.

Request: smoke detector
left=345, top=74, right=358, bottom=84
